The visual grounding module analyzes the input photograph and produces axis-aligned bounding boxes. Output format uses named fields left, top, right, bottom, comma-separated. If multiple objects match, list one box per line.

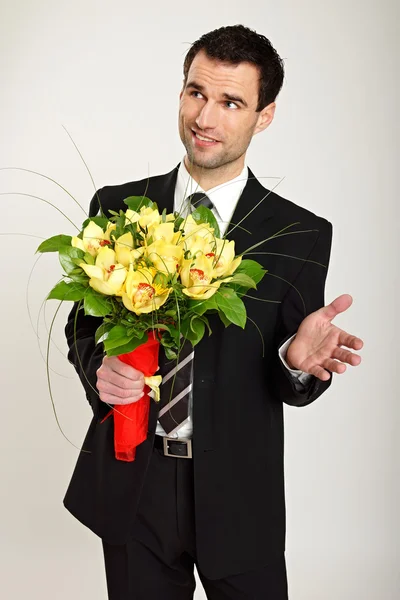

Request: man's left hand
left=286, top=294, right=364, bottom=381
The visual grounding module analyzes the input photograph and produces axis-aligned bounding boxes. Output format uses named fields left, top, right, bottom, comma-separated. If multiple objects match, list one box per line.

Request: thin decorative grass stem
left=264, top=271, right=306, bottom=315
left=244, top=251, right=328, bottom=268
left=225, top=176, right=286, bottom=238
left=62, top=125, right=104, bottom=217
left=0, top=168, right=87, bottom=215
left=0, top=192, right=80, bottom=230
left=246, top=316, right=265, bottom=358
left=44, top=300, right=69, bottom=361
left=0, top=232, right=45, bottom=240
left=239, top=226, right=320, bottom=257
left=46, top=300, right=91, bottom=453
left=35, top=284, right=70, bottom=378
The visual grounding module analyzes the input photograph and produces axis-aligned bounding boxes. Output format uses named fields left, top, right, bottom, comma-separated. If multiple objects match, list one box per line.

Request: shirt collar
left=174, top=157, right=248, bottom=228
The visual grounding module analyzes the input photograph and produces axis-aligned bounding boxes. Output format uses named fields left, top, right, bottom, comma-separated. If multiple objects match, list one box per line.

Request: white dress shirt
left=155, top=159, right=312, bottom=438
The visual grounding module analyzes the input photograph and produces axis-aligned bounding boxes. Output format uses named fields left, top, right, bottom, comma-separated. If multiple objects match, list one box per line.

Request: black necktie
left=157, top=192, right=213, bottom=436
left=187, top=192, right=214, bottom=211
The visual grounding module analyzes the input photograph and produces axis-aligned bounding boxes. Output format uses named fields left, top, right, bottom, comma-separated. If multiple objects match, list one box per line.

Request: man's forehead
left=185, top=51, right=259, bottom=101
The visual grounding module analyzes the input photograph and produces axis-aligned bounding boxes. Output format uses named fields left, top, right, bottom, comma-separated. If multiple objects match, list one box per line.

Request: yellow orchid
left=147, top=222, right=181, bottom=245
left=71, top=221, right=116, bottom=257
left=179, top=214, right=215, bottom=243
left=79, top=247, right=127, bottom=295
left=122, top=267, right=171, bottom=315
left=179, top=232, right=214, bottom=258
left=146, top=240, right=184, bottom=275
left=211, top=238, right=242, bottom=278
left=181, top=254, right=230, bottom=300
left=125, top=206, right=161, bottom=230
left=114, top=232, right=134, bottom=267
left=130, top=246, right=145, bottom=264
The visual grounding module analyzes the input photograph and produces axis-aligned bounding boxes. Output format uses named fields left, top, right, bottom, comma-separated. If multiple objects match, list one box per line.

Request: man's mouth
left=191, top=129, right=220, bottom=146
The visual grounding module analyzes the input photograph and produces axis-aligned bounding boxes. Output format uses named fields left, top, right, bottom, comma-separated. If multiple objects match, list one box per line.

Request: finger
left=332, top=347, right=362, bottom=366
left=320, top=294, right=353, bottom=322
left=102, top=356, right=144, bottom=382
left=99, top=391, right=145, bottom=405
left=96, top=378, right=144, bottom=399
left=337, top=332, right=364, bottom=351
left=97, top=368, right=144, bottom=391
left=322, top=358, right=347, bottom=374
left=306, top=364, right=332, bottom=381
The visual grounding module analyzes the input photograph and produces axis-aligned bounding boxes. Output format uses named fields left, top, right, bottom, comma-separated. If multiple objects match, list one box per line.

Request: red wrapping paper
left=100, top=331, right=160, bottom=462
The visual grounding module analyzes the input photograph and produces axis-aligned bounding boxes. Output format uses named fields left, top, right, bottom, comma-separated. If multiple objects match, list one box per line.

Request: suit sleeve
left=267, top=218, right=334, bottom=407
left=64, top=188, right=107, bottom=420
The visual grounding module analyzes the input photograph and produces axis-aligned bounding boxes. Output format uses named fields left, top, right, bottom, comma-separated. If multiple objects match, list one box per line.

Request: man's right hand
left=96, top=356, right=145, bottom=405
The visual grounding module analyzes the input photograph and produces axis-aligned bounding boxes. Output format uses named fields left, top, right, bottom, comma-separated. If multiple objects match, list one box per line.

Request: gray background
left=0, top=1, right=398, bottom=598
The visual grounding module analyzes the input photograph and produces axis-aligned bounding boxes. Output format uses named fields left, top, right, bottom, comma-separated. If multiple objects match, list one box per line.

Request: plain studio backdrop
left=0, top=1, right=398, bottom=599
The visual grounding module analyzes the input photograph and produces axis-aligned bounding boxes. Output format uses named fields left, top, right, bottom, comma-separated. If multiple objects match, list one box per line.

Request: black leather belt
left=154, top=434, right=193, bottom=458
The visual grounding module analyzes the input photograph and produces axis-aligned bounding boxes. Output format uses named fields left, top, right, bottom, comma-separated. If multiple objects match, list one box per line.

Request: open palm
left=286, top=294, right=364, bottom=381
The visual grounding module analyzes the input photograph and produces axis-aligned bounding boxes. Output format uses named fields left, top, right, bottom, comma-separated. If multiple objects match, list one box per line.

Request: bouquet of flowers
left=37, top=194, right=267, bottom=461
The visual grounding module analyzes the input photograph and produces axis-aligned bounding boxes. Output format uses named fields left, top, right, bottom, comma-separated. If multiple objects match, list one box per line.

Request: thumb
left=319, top=293, right=353, bottom=323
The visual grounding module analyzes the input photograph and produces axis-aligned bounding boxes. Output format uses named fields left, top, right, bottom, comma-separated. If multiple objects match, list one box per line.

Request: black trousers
left=102, top=436, right=289, bottom=599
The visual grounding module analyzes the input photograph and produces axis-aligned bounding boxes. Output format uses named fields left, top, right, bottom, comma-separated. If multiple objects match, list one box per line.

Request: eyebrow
left=186, top=80, right=249, bottom=108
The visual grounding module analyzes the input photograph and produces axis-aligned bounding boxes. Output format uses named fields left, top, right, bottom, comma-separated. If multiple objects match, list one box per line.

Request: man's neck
left=183, top=155, right=245, bottom=191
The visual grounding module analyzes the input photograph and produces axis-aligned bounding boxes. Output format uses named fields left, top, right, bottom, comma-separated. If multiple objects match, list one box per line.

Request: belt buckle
left=163, top=437, right=192, bottom=459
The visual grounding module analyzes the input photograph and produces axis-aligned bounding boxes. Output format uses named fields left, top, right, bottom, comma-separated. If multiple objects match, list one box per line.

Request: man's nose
left=195, top=101, right=219, bottom=131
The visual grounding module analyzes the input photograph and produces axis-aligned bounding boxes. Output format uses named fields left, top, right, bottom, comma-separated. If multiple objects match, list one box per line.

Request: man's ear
left=253, top=102, right=276, bottom=135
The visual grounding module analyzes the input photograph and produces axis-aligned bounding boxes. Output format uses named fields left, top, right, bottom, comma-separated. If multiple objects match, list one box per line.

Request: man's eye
left=226, top=101, right=238, bottom=109
left=191, top=91, right=203, bottom=98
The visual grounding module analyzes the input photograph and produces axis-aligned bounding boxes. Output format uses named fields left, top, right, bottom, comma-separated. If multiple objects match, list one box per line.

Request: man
left=64, top=25, right=363, bottom=599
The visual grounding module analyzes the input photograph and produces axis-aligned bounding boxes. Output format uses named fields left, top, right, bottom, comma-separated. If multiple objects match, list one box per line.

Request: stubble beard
left=179, top=117, right=253, bottom=173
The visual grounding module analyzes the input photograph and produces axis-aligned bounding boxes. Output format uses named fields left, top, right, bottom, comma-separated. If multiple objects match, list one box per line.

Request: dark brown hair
left=183, top=24, right=285, bottom=112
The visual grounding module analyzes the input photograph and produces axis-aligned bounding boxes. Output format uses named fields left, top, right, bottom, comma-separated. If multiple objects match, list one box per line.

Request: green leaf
left=215, top=288, right=246, bottom=328
left=152, top=323, right=172, bottom=334
left=47, top=281, right=86, bottom=302
left=161, top=208, right=167, bottom=223
left=81, top=216, right=109, bottom=230
left=83, top=252, right=95, bottom=265
left=188, top=295, right=218, bottom=316
left=83, top=288, right=112, bottom=317
left=95, top=322, right=114, bottom=344
left=181, top=317, right=205, bottom=346
left=191, top=205, right=220, bottom=238
left=105, top=332, right=148, bottom=357
left=59, top=246, right=85, bottom=275
left=123, top=195, right=155, bottom=212
left=174, top=216, right=184, bottom=231
left=200, top=315, right=212, bottom=336
left=163, top=346, right=178, bottom=360
left=36, top=234, right=72, bottom=253
left=103, top=324, right=132, bottom=351
left=68, top=272, right=89, bottom=284
left=235, top=259, right=266, bottom=285
left=224, top=273, right=257, bottom=290
left=218, top=311, right=231, bottom=328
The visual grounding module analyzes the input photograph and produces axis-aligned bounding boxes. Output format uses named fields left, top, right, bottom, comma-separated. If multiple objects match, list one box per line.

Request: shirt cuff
left=278, top=334, right=313, bottom=386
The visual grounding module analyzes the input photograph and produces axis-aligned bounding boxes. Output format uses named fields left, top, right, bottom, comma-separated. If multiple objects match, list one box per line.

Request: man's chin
left=185, top=150, right=224, bottom=171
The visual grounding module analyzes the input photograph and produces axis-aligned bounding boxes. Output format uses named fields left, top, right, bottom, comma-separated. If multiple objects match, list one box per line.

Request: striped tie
left=157, top=192, right=213, bottom=435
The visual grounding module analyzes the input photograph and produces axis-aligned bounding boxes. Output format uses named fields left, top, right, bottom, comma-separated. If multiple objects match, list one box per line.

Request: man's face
left=178, top=49, right=275, bottom=172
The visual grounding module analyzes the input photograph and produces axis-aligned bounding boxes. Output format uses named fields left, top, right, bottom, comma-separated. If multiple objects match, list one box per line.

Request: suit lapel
left=225, top=167, right=276, bottom=254
left=150, top=163, right=180, bottom=214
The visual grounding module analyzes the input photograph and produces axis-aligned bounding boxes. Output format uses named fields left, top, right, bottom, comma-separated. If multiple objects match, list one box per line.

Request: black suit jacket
left=63, top=164, right=334, bottom=579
